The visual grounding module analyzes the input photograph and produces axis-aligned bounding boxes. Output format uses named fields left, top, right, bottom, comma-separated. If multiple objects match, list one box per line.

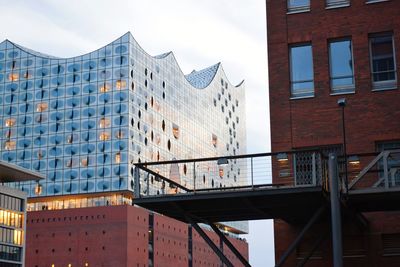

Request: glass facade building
left=0, top=33, right=247, bottom=232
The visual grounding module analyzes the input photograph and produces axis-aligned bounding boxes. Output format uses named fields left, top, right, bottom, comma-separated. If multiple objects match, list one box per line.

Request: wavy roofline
left=1, top=32, right=244, bottom=90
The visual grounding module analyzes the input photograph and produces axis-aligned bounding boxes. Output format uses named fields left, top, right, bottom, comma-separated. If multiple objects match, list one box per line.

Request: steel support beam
left=329, top=153, right=343, bottom=267
left=209, top=223, right=251, bottom=267
left=186, top=216, right=234, bottom=267
left=275, top=204, right=327, bottom=267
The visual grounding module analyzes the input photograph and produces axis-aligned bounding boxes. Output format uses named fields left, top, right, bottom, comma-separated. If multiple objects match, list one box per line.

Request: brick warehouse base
left=25, top=205, right=248, bottom=267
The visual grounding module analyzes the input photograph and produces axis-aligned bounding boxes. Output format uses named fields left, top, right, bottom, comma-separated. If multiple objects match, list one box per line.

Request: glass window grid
left=0, top=36, right=246, bottom=217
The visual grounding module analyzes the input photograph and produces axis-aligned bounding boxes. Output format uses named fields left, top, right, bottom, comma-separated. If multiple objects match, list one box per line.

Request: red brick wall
left=25, top=205, right=248, bottom=267
left=267, top=0, right=400, bottom=266
left=267, top=0, right=400, bottom=154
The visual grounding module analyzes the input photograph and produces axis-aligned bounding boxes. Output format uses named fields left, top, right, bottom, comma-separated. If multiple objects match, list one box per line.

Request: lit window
left=289, top=43, right=314, bottom=98
left=99, top=82, right=111, bottom=92
left=5, top=118, right=16, bottom=127
left=212, top=134, right=218, bottom=148
left=81, top=157, right=88, bottom=167
left=329, top=39, right=355, bottom=93
left=115, top=130, right=124, bottom=139
left=369, top=33, right=397, bottom=90
left=4, top=140, right=16, bottom=150
left=99, top=132, right=110, bottom=141
left=35, top=184, right=43, bottom=195
left=326, top=0, right=350, bottom=8
left=115, top=152, right=121, bottom=163
left=8, top=73, right=19, bottom=81
left=116, top=79, right=127, bottom=90
left=23, top=70, right=33, bottom=79
left=13, top=229, right=23, bottom=245
left=99, top=118, right=111, bottom=128
left=172, top=123, right=180, bottom=139
left=155, top=134, right=161, bottom=145
left=287, top=0, right=310, bottom=12
left=36, top=102, right=48, bottom=112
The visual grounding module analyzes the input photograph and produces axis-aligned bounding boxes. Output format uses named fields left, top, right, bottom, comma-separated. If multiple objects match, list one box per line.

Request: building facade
left=0, top=185, right=25, bottom=267
left=0, top=160, right=44, bottom=267
left=267, top=0, right=400, bottom=266
left=25, top=205, right=248, bottom=267
left=0, top=32, right=248, bottom=265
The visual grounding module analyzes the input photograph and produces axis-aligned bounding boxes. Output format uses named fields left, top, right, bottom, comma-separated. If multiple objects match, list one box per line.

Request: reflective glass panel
left=290, top=44, right=314, bottom=97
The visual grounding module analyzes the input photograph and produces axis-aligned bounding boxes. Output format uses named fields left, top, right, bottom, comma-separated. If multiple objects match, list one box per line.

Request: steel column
left=329, top=153, right=343, bottom=267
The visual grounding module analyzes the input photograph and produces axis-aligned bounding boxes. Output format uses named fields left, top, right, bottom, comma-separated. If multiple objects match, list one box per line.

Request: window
left=172, top=124, right=180, bottom=139
left=289, top=44, right=314, bottom=98
left=370, top=33, right=397, bottom=90
left=326, top=0, right=350, bottom=8
left=287, top=0, right=310, bottom=13
left=329, top=39, right=355, bottom=93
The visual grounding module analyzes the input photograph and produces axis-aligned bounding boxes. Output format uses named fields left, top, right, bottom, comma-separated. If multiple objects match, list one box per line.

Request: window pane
left=290, top=44, right=314, bottom=97
left=329, top=39, right=354, bottom=92
left=370, top=34, right=397, bottom=89
left=288, top=0, right=310, bottom=11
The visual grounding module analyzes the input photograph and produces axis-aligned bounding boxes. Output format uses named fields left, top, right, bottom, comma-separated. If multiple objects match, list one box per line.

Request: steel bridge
left=133, top=149, right=400, bottom=267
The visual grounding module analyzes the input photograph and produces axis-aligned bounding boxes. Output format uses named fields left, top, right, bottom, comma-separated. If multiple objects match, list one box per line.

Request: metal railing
left=134, top=149, right=329, bottom=198
left=348, top=149, right=400, bottom=190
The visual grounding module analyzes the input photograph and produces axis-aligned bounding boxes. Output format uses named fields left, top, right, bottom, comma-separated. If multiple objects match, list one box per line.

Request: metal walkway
left=132, top=149, right=400, bottom=267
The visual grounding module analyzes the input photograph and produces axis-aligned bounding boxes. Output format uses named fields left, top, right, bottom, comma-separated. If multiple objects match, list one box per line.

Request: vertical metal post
left=329, top=153, right=343, bottom=267
left=251, top=157, right=254, bottom=189
left=383, top=152, right=389, bottom=189
left=146, top=173, right=150, bottom=196
left=341, top=105, right=349, bottom=194
left=134, top=167, right=141, bottom=198
left=312, top=152, right=316, bottom=186
left=193, top=162, right=196, bottom=193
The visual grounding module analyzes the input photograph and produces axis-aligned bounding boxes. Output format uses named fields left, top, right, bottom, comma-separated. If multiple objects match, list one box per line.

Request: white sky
left=0, top=0, right=273, bottom=266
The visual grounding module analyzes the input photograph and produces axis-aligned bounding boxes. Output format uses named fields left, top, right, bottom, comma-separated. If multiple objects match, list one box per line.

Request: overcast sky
left=0, top=0, right=273, bottom=266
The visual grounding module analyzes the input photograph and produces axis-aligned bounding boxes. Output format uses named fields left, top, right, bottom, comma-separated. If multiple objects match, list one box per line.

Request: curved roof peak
left=1, top=32, right=243, bottom=90
left=185, top=63, right=221, bottom=89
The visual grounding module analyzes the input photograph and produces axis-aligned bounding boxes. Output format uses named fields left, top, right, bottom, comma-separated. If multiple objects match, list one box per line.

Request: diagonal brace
left=186, top=215, right=234, bottom=267
left=275, top=204, right=327, bottom=267
left=208, top=222, right=251, bottom=267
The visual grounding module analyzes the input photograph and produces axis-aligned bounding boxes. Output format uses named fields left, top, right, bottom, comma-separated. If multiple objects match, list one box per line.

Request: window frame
left=328, top=38, right=356, bottom=94
left=326, top=0, right=350, bottom=9
left=366, top=0, right=390, bottom=4
left=289, top=43, right=315, bottom=99
left=369, top=32, right=397, bottom=91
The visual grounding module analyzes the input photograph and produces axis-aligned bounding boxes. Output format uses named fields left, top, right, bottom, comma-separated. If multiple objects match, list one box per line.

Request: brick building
left=267, top=0, right=400, bottom=266
left=25, top=205, right=248, bottom=267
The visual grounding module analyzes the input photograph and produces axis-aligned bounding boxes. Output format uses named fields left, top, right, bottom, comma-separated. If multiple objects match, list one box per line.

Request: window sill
left=366, top=0, right=390, bottom=4
left=290, top=95, right=314, bottom=100
left=287, top=8, right=310, bottom=15
left=330, top=90, right=355, bottom=96
left=372, top=86, right=397, bottom=92
left=326, top=3, right=350, bottom=10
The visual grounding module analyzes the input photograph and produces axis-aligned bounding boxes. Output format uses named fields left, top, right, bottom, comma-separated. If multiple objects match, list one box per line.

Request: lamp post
left=337, top=98, right=348, bottom=194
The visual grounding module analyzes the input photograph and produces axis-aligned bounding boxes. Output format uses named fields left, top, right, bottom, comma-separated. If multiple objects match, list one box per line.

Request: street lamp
left=337, top=98, right=348, bottom=194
